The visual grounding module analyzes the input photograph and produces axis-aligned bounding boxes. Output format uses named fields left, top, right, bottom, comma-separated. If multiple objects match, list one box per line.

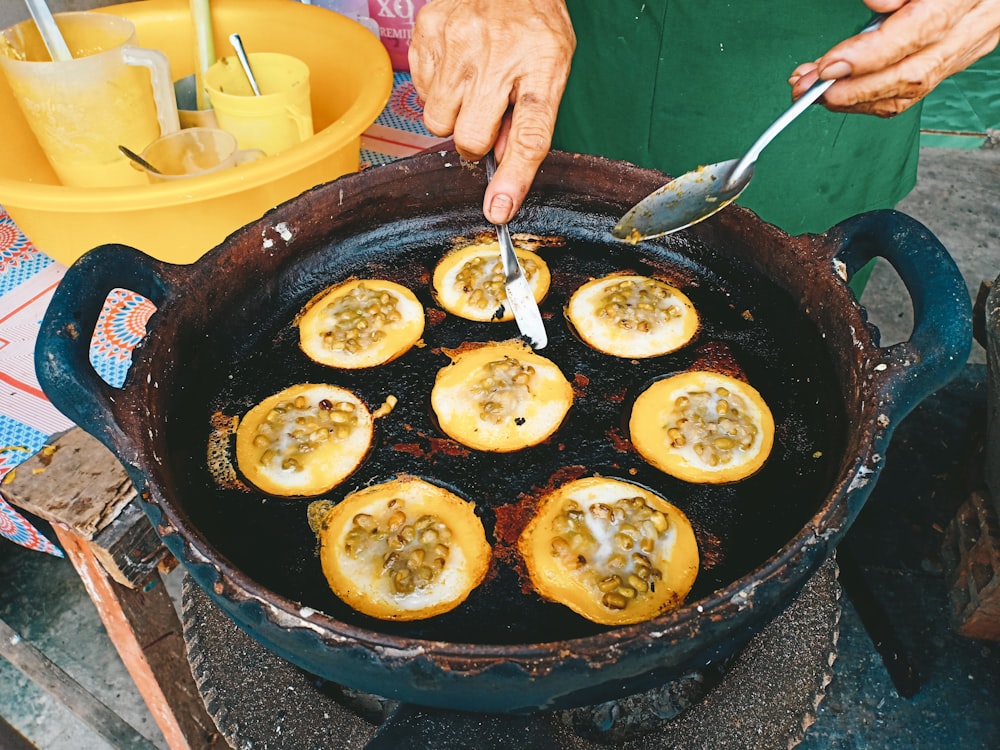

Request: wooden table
left=1, top=428, right=218, bottom=749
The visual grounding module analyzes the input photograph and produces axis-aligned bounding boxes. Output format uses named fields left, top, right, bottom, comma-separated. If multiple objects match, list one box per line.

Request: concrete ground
left=865, top=146, right=999, bottom=363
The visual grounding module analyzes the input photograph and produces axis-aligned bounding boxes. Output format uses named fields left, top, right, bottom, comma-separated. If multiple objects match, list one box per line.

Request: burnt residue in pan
left=161, top=212, right=846, bottom=646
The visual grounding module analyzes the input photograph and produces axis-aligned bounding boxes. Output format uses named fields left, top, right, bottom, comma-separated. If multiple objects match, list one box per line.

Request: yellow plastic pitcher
left=205, top=52, right=313, bottom=155
left=0, top=12, right=179, bottom=187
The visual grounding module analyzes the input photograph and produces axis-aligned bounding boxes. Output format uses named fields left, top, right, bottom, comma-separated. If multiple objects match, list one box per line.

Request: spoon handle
left=727, top=80, right=833, bottom=186
left=726, top=13, right=888, bottom=189
left=229, top=33, right=262, bottom=96
left=118, top=145, right=162, bottom=175
left=24, top=0, right=72, bottom=61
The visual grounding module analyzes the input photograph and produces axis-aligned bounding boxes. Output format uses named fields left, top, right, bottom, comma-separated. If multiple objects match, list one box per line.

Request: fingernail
left=489, top=194, right=514, bottom=225
left=819, top=60, right=853, bottom=80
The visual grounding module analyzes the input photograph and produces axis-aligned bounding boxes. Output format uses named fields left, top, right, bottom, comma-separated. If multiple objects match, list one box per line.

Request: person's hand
left=409, top=0, right=575, bottom=224
left=789, top=0, right=1000, bottom=116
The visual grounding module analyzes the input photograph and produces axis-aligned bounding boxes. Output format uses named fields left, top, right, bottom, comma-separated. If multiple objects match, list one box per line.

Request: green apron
left=553, top=0, right=921, bottom=239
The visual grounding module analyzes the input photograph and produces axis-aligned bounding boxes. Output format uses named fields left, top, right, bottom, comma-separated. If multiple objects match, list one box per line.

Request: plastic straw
left=191, top=0, right=215, bottom=110
left=23, top=0, right=72, bottom=61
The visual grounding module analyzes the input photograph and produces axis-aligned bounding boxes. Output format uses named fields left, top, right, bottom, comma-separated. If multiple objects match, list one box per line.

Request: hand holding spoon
left=612, top=14, right=887, bottom=242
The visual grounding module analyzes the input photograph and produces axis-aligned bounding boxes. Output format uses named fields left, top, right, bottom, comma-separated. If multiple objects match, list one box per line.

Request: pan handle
left=829, top=209, right=972, bottom=419
left=34, top=244, right=181, bottom=465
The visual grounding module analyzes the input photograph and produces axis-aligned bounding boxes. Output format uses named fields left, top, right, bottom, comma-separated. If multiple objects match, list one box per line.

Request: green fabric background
left=553, top=0, right=921, bottom=235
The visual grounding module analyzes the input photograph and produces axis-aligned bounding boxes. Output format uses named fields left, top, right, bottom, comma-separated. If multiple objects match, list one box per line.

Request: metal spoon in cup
left=229, top=33, right=261, bottom=96
left=612, top=13, right=887, bottom=242
left=118, top=145, right=163, bottom=175
left=23, top=0, right=72, bottom=61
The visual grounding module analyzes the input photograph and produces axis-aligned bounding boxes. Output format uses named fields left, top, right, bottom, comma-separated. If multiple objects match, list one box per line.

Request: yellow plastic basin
left=0, top=0, right=392, bottom=265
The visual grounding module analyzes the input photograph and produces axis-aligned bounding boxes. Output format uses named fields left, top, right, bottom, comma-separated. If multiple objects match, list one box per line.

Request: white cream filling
left=433, top=362, right=569, bottom=446
left=660, top=381, right=764, bottom=469
left=569, top=277, right=694, bottom=357
left=336, top=544, right=469, bottom=611
left=564, top=483, right=678, bottom=576
left=255, top=386, right=371, bottom=487
left=437, top=246, right=544, bottom=322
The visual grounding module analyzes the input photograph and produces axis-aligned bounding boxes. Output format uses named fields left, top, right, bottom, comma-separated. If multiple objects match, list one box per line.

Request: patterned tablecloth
left=0, top=73, right=446, bottom=555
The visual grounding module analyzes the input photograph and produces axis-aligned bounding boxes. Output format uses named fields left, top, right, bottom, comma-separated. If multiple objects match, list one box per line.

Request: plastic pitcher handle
left=122, top=46, right=181, bottom=136
left=285, top=104, right=314, bottom=142
left=235, top=148, right=267, bottom=165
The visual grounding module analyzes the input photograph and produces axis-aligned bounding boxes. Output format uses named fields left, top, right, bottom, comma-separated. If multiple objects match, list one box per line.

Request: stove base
left=181, top=556, right=840, bottom=749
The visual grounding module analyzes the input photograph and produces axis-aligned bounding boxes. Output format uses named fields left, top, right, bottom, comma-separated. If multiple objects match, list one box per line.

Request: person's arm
left=409, top=0, right=575, bottom=224
left=789, top=0, right=1000, bottom=116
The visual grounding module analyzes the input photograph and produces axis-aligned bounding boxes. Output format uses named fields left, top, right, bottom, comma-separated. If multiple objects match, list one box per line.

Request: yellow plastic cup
left=0, top=12, right=179, bottom=187
left=138, top=127, right=265, bottom=182
left=204, top=52, right=314, bottom=156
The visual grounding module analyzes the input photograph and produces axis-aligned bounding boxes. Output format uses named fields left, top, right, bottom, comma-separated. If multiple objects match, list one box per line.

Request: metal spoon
left=23, top=0, right=72, bottom=61
left=229, top=33, right=261, bottom=96
left=118, top=145, right=162, bottom=175
left=612, top=13, right=886, bottom=242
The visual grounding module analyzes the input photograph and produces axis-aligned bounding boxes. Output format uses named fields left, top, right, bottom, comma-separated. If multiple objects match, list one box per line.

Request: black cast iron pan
left=35, top=151, right=971, bottom=713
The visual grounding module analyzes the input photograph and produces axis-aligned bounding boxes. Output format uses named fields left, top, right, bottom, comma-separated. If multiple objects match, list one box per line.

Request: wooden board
left=0, top=428, right=167, bottom=587
left=54, top=526, right=221, bottom=750
left=0, top=428, right=135, bottom=540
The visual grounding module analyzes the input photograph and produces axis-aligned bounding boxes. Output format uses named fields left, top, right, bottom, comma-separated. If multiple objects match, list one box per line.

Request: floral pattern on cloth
left=0, top=279, right=152, bottom=555
left=360, top=73, right=450, bottom=168
left=0, top=493, right=62, bottom=556
left=89, top=288, right=157, bottom=387
left=0, top=210, right=65, bottom=555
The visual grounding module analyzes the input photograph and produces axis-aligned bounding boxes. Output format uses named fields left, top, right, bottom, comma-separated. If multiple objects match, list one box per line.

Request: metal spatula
left=483, top=152, right=547, bottom=349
